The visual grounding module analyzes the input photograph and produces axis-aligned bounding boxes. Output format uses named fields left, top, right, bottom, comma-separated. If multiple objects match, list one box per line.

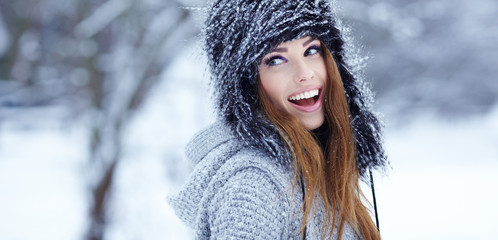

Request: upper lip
left=288, top=86, right=322, bottom=101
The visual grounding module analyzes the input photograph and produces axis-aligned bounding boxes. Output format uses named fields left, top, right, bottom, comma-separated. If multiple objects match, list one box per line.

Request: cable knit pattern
left=168, top=122, right=360, bottom=239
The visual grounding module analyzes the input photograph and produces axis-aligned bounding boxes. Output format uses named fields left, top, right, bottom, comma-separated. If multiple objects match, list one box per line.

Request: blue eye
left=265, top=56, right=287, bottom=66
left=305, top=46, right=322, bottom=56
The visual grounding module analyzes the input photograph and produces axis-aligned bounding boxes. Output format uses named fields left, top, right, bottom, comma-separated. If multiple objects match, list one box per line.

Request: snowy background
left=1, top=0, right=497, bottom=239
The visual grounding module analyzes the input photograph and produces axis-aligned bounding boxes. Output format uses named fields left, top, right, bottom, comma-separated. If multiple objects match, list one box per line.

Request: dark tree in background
left=0, top=0, right=199, bottom=239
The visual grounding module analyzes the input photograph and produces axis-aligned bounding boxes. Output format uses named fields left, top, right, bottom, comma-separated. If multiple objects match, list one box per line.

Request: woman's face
left=258, top=36, right=327, bottom=130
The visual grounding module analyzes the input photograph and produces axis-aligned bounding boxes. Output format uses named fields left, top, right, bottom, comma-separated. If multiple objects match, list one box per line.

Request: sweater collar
left=185, top=121, right=235, bottom=166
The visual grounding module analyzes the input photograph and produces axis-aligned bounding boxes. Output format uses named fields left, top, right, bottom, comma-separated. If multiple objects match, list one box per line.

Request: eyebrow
left=302, top=37, right=316, bottom=47
left=271, top=47, right=287, bottom=53
left=269, top=38, right=318, bottom=53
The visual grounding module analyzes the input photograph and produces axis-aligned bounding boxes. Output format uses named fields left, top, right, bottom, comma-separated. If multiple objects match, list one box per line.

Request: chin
left=300, top=117, right=325, bottom=130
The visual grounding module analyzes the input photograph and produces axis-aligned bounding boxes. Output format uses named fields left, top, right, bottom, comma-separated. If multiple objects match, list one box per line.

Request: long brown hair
left=257, top=42, right=380, bottom=240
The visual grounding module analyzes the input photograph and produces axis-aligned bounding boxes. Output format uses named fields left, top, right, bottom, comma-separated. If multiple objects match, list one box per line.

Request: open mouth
left=288, top=89, right=320, bottom=107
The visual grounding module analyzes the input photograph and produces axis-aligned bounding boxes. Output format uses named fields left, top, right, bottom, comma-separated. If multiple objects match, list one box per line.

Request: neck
left=311, top=122, right=329, bottom=152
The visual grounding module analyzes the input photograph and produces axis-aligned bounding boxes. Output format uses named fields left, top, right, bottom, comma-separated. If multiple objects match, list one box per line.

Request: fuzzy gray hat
left=204, top=0, right=386, bottom=176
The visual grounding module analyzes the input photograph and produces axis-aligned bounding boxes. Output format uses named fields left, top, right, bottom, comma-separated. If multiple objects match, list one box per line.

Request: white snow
left=369, top=106, right=498, bottom=240
left=0, top=107, right=87, bottom=240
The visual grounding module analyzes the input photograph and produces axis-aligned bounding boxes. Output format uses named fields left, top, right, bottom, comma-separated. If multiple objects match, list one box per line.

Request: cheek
left=259, top=74, right=287, bottom=109
left=314, top=60, right=328, bottom=82
left=261, top=82, right=282, bottom=103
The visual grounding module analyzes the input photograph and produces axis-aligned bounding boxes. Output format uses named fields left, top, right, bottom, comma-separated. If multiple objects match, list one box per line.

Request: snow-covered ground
left=1, top=44, right=497, bottom=239
left=0, top=107, right=88, bottom=240
left=373, top=108, right=498, bottom=240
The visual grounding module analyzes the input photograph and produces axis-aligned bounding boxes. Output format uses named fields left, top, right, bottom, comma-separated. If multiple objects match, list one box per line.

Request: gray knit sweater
left=168, top=122, right=360, bottom=239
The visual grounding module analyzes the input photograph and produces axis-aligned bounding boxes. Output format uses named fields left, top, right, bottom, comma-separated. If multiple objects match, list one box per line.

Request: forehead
left=272, top=36, right=318, bottom=49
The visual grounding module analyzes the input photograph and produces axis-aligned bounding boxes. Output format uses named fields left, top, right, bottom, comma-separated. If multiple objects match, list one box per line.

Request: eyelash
left=265, top=56, right=286, bottom=66
left=305, top=45, right=322, bottom=56
left=264, top=45, right=322, bottom=66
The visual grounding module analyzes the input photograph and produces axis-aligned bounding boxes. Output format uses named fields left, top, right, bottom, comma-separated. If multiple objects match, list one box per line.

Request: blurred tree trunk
left=79, top=1, right=198, bottom=239
left=1, top=0, right=199, bottom=239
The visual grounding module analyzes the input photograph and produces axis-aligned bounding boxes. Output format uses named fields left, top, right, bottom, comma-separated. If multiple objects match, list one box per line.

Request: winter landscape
left=1, top=0, right=497, bottom=239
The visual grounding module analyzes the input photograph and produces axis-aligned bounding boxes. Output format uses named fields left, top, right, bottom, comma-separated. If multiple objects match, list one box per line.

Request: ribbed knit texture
left=168, top=122, right=360, bottom=239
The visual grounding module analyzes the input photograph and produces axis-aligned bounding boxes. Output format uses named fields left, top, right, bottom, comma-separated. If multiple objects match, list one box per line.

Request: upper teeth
left=289, top=89, right=319, bottom=101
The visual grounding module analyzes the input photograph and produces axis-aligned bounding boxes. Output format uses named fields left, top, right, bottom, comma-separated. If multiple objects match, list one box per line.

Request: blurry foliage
left=0, top=0, right=197, bottom=112
left=2, top=0, right=496, bottom=120
left=339, top=0, right=498, bottom=119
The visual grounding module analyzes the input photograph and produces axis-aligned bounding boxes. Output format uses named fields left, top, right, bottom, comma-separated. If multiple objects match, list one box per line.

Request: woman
left=169, top=0, right=387, bottom=239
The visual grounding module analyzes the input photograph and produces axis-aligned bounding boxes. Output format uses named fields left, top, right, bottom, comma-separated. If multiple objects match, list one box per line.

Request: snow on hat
left=204, top=0, right=386, bottom=175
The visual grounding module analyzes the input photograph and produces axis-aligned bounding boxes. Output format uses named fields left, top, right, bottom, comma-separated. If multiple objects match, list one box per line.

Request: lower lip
left=289, top=90, right=323, bottom=113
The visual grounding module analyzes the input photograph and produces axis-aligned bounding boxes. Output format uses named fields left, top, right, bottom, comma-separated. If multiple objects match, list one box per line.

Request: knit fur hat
left=204, top=0, right=386, bottom=176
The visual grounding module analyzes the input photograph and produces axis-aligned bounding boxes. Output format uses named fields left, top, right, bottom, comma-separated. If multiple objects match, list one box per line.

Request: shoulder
left=210, top=144, right=294, bottom=203
left=207, top=139, right=295, bottom=202
left=207, top=149, right=296, bottom=239
left=187, top=120, right=292, bottom=186
left=244, top=146, right=295, bottom=185
left=174, top=121, right=302, bottom=238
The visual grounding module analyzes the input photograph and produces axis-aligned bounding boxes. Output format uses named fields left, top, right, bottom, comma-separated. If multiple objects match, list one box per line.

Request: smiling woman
left=258, top=37, right=327, bottom=130
left=168, top=0, right=388, bottom=239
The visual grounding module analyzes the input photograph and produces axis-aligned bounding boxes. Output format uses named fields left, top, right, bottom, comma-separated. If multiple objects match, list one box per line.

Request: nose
left=294, top=59, right=314, bottom=83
